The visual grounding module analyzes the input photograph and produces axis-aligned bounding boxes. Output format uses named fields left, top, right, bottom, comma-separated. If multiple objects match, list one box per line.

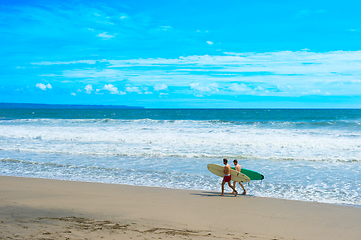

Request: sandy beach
left=1, top=176, right=360, bottom=240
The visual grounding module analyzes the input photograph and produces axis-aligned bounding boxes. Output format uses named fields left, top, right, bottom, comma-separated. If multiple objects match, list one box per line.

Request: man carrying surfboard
left=231, top=159, right=246, bottom=195
left=220, top=158, right=238, bottom=196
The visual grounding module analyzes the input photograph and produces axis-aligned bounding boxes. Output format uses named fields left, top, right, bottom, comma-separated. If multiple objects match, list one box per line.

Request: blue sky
left=1, top=0, right=361, bottom=108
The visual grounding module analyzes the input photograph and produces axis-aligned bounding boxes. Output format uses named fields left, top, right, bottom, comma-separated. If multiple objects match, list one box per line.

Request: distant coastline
left=0, top=103, right=145, bottom=109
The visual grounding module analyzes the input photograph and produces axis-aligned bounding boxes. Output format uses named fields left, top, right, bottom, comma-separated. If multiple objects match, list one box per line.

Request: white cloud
left=125, top=85, right=141, bottom=93
left=71, top=93, right=76, bottom=96
left=159, top=26, right=172, bottom=31
left=33, top=50, right=361, bottom=97
left=97, top=32, right=115, bottom=39
left=277, top=85, right=293, bottom=92
left=302, top=89, right=321, bottom=95
left=36, top=83, right=52, bottom=90
left=36, top=83, right=46, bottom=90
left=103, top=84, right=119, bottom=94
left=61, top=69, right=124, bottom=79
left=85, top=84, right=93, bottom=94
left=32, top=60, right=97, bottom=65
left=96, top=84, right=125, bottom=95
left=154, top=83, right=168, bottom=91
left=190, top=83, right=208, bottom=92
left=190, top=82, right=219, bottom=93
left=207, top=41, right=213, bottom=45
left=229, top=83, right=250, bottom=92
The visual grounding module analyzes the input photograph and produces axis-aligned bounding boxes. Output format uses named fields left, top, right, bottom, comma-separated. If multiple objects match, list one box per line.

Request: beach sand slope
left=1, top=176, right=360, bottom=240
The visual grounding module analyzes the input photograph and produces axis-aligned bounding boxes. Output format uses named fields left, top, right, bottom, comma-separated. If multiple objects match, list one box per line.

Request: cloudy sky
left=1, top=0, right=361, bottom=108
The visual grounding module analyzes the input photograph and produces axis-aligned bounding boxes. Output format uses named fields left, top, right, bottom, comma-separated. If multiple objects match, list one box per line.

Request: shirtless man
left=220, top=158, right=237, bottom=196
left=231, top=159, right=246, bottom=195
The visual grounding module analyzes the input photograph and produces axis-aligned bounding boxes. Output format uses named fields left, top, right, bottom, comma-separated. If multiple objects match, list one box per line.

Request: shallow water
left=1, top=108, right=360, bottom=206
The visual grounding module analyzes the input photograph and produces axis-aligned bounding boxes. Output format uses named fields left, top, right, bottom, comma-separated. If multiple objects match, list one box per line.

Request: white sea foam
left=1, top=156, right=360, bottom=206
left=1, top=110, right=361, bottom=206
left=0, top=118, right=360, bottom=162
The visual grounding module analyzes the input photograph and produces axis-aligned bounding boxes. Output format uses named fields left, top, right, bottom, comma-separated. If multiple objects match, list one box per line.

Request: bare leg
left=239, top=182, right=246, bottom=195
left=227, top=182, right=237, bottom=196
left=219, top=181, right=226, bottom=196
left=230, top=181, right=236, bottom=194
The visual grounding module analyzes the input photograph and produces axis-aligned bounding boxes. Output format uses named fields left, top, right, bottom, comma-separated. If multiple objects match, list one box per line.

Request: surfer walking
left=220, top=158, right=238, bottom=196
left=231, top=159, right=246, bottom=195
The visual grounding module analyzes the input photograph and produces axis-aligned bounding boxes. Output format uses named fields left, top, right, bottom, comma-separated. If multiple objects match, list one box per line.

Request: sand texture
left=1, top=176, right=360, bottom=240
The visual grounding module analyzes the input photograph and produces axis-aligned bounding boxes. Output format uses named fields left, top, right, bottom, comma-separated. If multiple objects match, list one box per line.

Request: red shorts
left=223, top=175, right=231, bottom=182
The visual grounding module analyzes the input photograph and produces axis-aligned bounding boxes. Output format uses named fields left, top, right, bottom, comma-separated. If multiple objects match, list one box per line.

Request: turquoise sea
left=1, top=107, right=360, bottom=206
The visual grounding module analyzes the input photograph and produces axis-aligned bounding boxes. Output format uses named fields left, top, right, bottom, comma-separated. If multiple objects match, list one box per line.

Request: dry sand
left=1, top=175, right=360, bottom=240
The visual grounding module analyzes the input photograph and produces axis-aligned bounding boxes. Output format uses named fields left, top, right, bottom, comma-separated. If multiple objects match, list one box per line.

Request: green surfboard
left=231, top=167, right=264, bottom=180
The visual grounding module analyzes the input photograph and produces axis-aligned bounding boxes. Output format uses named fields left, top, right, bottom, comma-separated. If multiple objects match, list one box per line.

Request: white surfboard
left=207, top=163, right=250, bottom=183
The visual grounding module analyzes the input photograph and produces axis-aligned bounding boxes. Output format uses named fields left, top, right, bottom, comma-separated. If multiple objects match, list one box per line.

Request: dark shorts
left=223, top=175, right=231, bottom=182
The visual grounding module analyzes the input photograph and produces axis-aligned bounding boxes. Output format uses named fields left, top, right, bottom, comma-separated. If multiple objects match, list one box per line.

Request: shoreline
left=1, top=175, right=361, bottom=240
left=2, top=173, right=359, bottom=208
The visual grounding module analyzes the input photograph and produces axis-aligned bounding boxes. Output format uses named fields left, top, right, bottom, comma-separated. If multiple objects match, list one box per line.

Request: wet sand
left=1, top=175, right=360, bottom=240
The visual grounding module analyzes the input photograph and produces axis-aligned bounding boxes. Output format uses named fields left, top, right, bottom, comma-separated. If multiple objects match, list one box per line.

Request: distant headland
left=0, top=103, right=145, bottom=109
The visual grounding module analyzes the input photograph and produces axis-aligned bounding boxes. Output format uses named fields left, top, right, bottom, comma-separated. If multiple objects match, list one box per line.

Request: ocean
left=1, top=108, right=360, bottom=206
